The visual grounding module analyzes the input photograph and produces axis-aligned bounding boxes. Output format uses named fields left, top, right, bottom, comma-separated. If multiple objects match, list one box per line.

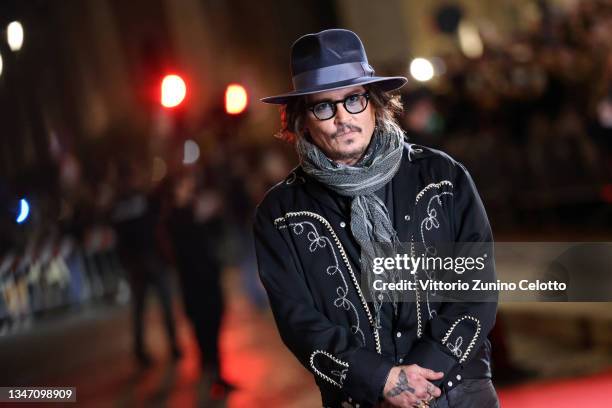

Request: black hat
left=261, top=29, right=407, bottom=104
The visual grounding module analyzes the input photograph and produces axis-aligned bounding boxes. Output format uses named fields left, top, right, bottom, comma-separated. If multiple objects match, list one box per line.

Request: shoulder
left=403, top=142, right=469, bottom=177
left=255, top=166, right=305, bottom=219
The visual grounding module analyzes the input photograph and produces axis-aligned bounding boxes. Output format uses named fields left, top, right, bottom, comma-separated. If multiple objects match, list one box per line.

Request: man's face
left=303, top=85, right=376, bottom=166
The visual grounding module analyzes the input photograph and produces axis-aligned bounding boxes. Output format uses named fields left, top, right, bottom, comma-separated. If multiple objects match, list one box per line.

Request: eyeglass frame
left=306, top=92, right=370, bottom=121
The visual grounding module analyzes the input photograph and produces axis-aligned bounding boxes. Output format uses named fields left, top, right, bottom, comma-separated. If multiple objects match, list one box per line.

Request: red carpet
left=498, top=370, right=612, bottom=407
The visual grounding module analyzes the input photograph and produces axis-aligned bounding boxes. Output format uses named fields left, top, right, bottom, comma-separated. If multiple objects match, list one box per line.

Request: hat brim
left=260, top=76, right=408, bottom=104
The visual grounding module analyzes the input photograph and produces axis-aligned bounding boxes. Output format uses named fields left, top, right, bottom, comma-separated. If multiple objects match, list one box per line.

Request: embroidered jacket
left=253, top=143, right=498, bottom=407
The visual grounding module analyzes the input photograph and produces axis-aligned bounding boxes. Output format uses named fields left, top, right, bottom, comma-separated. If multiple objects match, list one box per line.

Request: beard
left=332, top=138, right=368, bottom=164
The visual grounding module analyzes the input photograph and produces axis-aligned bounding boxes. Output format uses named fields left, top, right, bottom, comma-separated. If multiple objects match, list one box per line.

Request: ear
left=300, top=117, right=310, bottom=134
left=302, top=128, right=313, bottom=142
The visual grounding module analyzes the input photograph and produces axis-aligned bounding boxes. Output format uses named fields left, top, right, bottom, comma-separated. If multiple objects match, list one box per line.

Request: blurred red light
left=601, top=184, right=612, bottom=204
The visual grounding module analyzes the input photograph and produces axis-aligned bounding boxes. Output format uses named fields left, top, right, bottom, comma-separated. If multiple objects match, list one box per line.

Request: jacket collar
left=297, top=166, right=350, bottom=218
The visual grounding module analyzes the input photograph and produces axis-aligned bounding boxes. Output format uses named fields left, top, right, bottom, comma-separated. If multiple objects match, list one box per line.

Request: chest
left=274, top=175, right=456, bottom=296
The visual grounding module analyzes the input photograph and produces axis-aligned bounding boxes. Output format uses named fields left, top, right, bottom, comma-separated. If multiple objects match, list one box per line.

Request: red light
left=225, top=84, right=248, bottom=115
left=601, top=184, right=612, bottom=204
left=161, top=74, right=186, bottom=108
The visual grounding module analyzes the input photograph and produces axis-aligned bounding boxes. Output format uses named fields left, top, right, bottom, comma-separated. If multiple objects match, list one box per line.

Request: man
left=165, top=171, right=234, bottom=396
left=112, top=163, right=181, bottom=367
left=254, top=29, right=499, bottom=408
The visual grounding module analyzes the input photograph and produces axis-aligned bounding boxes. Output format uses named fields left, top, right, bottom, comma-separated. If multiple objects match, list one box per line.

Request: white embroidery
left=407, top=144, right=423, bottom=161
left=285, top=171, right=306, bottom=185
left=447, top=336, right=463, bottom=358
left=415, top=181, right=453, bottom=205
left=413, top=181, right=454, bottom=338
left=420, top=190, right=454, bottom=320
left=274, top=212, right=381, bottom=353
left=309, top=350, right=349, bottom=388
left=420, top=192, right=454, bottom=254
left=331, top=368, right=348, bottom=384
left=441, top=315, right=481, bottom=364
left=408, top=237, right=424, bottom=338
left=284, top=219, right=365, bottom=345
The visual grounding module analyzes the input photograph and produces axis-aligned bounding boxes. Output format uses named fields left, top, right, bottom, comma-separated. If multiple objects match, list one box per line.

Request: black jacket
left=254, top=143, right=497, bottom=407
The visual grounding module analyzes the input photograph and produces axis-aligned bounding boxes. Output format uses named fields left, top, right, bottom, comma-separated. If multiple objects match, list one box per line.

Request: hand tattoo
left=386, top=369, right=415, bottom=398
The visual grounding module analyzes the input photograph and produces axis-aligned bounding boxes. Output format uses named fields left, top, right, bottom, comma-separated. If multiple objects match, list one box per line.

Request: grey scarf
left=296, top=127, right=405, bottom=327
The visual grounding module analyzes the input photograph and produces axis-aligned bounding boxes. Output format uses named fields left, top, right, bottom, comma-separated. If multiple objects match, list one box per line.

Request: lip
left=335, top=130, right=356, bottom=138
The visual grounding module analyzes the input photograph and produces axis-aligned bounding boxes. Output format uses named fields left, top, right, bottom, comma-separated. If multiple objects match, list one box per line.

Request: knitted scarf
left=296, top=126, right=404, bottom=326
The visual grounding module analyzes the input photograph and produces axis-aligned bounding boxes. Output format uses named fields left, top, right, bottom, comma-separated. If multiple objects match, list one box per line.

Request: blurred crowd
left=0, top=136, right=288, bottom=395
left=400, top=0, right=611, bottom=228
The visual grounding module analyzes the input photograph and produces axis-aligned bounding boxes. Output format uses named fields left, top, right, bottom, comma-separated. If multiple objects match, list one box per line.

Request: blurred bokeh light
left=161, top=74, right=187, bottom=108
left=224, top=83, right=248, bottom=115
left=7, top=21, right=24, bottom=52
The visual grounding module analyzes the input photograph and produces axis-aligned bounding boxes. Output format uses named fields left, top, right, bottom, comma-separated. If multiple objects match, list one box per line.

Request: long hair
left=275, top=83, right=404, bottom=143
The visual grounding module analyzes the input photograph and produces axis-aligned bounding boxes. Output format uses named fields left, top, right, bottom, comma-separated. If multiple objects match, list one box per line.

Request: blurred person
left=112, top=163, right=181, bottom=367
left=238, top=148, right=293, bottom=310
left=165, top=170, right=235, bottom=396
left=255, top=29, right=499, bottom=408
left=400, top=88, right=444, bottom=149
left=221, top=148, right=270, bottom=310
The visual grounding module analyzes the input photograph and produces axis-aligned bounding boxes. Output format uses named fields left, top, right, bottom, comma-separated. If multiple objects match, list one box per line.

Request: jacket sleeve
left=253, top=204, right=393, bottom=405
left=402, top=162, right=498, bottom=384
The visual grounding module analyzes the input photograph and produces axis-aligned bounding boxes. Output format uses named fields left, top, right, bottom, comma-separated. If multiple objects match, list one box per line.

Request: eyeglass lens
left=312, top=94, right=368, bottom=120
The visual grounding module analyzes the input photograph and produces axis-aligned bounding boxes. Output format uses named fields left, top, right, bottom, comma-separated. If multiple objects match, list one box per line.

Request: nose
left=334, top=102, right=352, bottom=124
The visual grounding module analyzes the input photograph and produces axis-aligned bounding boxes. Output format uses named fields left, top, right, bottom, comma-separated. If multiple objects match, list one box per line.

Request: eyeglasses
left=307, top=92, right=370, bottom=121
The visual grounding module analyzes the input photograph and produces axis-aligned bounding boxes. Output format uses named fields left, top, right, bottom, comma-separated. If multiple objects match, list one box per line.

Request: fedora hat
left=261, top=28, right=407, bottom=104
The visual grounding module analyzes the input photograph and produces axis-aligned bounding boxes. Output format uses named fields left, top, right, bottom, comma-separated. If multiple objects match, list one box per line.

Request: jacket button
left=447, top=381, right=453, bottom=387
left=456, top=374, right=462, bottom=381
left=398, top=358, right=403, bottom=364
left=404, top=215, right=411, bottom=221
left=396, top=332, right=402, bottom=338
left=340, top=221, right=346, bottom=228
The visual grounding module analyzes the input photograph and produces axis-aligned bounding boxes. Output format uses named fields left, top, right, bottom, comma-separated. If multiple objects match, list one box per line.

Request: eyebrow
left=309, top=88, right=364, bottom=105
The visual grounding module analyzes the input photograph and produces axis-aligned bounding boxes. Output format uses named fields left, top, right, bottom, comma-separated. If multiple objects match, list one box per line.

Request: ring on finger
left=426, top=384, right=435, bottom=400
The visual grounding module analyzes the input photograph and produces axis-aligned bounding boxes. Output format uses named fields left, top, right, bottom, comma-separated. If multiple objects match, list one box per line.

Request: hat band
left=292, top=62, right=374, bottom=90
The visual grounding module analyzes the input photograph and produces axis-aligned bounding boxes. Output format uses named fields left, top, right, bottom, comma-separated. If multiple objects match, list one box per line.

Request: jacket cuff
left=346, top=348, right=394, bottom=404
left=402, top=338, right=457, bottom=386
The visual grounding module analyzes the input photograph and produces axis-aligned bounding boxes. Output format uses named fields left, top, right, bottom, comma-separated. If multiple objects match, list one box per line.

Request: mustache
left=332, top=123, right=361, bottom=139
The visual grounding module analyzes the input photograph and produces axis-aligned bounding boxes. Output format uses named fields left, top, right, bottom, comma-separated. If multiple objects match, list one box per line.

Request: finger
left=408, top=398, right=424, bottom=408
left=412, top=380, right=430, bottom=400
left=414, top=390, right=429, bottom=401
left=420, top=367, right=444, bottom=380
left=386, top=391, right=416, bottom=408
left=405, top=394, right=421, bottom=408
left=426, top=381, right=442, bottom=397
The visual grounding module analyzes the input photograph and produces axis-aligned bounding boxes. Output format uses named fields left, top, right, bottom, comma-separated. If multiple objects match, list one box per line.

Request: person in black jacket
left=165, top=170, right=235, bottom=397
left=254, top=29, right=499, bottom=408
left=112, top=164, right=181, bottom=367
